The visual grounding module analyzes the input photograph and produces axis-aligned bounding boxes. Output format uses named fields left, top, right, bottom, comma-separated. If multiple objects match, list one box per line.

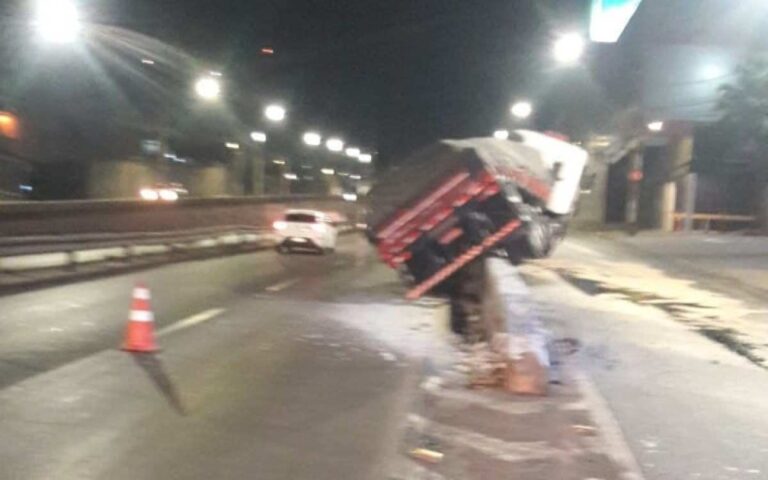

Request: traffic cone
left=122, top=282, right=159, bottom=352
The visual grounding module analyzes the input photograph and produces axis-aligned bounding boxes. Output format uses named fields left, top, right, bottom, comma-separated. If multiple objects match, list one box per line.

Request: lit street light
left=647, top=121, right=664, bottom=132
left=358, top=153, right=372, bottom=164
left=250, top=131, right=267, bottom=143
left=303, top=132, right=322, bottom=146
left=225, top=142, right=240, bottom=150
left=34, top=0, right=81, bottom=43
left=265, top=104, right=286, bottom=122
left=493, top=129, right=510, bottom=140
left=321, top=168, right=335, bottom=175
left=326, top=137, right=344, bottom=152
left=195, top=77, right=221, bottom=100
left=511, top=101, right=533, bottom=120
left=553, top=33, right=585, bottom=65
left=345, top=147, right=360, bottom=158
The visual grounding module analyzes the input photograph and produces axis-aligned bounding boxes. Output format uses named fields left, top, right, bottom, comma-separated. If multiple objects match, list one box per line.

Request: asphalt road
left=0, top=236, right=427, bottom=480
left=529, top=237, right=768, bottom=480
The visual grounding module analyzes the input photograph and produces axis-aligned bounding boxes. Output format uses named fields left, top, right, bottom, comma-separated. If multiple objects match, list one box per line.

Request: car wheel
left=277, top=245, right=290, bottom=254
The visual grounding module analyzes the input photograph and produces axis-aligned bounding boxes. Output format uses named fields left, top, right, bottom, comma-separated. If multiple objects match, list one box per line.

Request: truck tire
left=524, top=218, right=553, bottom=259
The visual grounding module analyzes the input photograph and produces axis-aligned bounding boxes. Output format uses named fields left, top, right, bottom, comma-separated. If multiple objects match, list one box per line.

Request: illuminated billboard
left=590, top=0, right=643, bottom=43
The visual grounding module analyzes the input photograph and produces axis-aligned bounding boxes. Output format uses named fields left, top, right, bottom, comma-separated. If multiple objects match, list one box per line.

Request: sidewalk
left=391, top=363, right=641, bottom=480
left=359, top=292, right=644, bottom=479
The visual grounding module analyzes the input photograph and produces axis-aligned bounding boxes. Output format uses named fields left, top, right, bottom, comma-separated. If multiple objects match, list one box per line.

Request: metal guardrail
left=672, top=212, right=755, bottom=232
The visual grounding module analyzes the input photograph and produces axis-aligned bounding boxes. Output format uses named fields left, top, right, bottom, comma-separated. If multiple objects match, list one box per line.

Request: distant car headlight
left=158, top=189, right=179, bottom=202
left=273, top=221, right=288, bottom=231
left=140, top=188, right=159, bottom=201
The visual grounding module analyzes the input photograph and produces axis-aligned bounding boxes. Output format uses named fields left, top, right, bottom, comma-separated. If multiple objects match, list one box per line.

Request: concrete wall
left=0, top=196, right=360, bottom=237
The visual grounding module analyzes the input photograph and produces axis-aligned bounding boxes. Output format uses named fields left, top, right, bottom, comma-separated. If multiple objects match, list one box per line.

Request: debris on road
left=409, top=448, right=445, bottom=464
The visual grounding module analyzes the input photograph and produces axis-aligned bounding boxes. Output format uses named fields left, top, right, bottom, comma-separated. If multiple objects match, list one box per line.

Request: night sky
left=97, top=0, right=592, bottom=162
left=0, top=0, right=596, bottom=168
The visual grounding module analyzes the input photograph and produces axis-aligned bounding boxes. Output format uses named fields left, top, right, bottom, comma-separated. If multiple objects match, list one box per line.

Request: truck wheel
left=524, top=219, right=553, bottom=259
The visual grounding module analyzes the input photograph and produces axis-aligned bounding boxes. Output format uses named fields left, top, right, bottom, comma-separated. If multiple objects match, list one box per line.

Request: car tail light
left=273, top=221, right=287, bottom=230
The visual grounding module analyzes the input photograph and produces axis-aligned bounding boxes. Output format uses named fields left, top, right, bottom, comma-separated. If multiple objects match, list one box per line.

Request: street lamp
left=264, top=104, right=286, bottom=122
left=553, top=33, right=585, bottom=65
left=326, top=137, right=344, bottom=152
left=510, top=101, right=533, bottom=120
left=345, top=147, right=361, bottom=158
left=358, top=153, right=372, bottom=164
left=250, top=131, right=267, bottom=143
left=647, top=121, right=664, bottom=132
left=195, top=77, right=221, bottom=100
left=34, top=0, right=81, bottom=43
left=303, top=132, right=322, bottom=146
left=493, top=129, right=510, bottom=140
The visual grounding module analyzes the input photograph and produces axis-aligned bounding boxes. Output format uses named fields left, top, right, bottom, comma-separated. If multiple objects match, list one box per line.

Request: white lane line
left=265, top=278, right=300, bottom=292
left=157, top=308, right=226, bottom=337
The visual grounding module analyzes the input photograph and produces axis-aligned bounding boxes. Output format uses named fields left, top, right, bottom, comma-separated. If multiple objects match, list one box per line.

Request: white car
left=274, top=210, right=338, bottom=254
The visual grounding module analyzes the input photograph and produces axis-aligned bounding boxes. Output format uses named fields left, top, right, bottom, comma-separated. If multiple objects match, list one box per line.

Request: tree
left=717, top=57, right=768, bottom=230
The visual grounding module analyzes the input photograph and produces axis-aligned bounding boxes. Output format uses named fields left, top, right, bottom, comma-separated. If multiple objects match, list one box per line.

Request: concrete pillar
left=660, top=181, right=676, bottom=232
left=683, top=172, right=698, bottom=232
left=249, top=156, right=266, bottom=196
left=189, top=165, right=228, bottom=197
left=88, top=160, right=157, bottom=199
left=625, top=149, right=644, bottom=233
left=572, top=155, right=608, bottom=229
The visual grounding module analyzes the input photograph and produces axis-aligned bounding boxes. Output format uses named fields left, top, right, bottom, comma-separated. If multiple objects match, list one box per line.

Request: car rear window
left=285, top=213, right=318, bottom=223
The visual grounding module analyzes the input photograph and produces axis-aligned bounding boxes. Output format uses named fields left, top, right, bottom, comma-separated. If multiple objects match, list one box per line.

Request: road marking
left=157, top=308, right=226, bottom=337
left=265, top=278, right=300, bottom=292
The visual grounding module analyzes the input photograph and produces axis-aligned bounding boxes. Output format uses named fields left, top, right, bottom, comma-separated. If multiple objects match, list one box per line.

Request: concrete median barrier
left=0, top=195, right=360, bottom=237
left=481, top=257, right=551, bottom=395
left=0, top=252, right=71, bottom=272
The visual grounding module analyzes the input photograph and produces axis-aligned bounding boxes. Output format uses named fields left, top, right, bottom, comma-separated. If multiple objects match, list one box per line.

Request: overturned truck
left=367, top=130, right=587, bottom=333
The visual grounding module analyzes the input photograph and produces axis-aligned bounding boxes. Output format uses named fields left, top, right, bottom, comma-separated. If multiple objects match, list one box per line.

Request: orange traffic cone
left=122, top=282, right=159, bottom=352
